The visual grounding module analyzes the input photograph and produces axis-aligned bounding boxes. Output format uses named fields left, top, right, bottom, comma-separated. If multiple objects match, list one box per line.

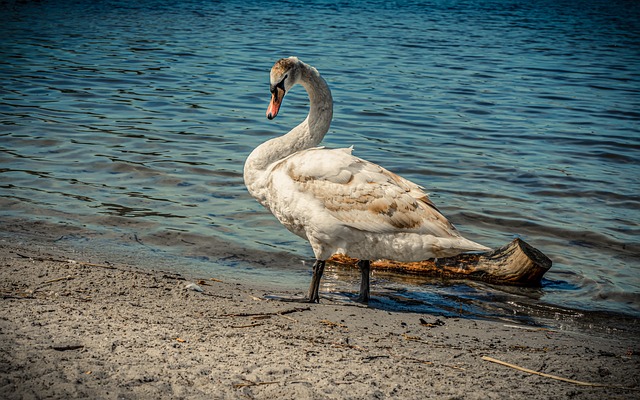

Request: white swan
left=244, top=57, right=489, bottom=303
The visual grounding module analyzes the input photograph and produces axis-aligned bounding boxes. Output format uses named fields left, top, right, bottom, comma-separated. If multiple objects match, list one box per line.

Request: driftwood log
left=328, top=238, right=552, bottom=286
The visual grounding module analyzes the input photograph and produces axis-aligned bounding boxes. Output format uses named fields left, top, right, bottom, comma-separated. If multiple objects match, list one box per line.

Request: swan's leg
left=306, top=259, right=326, bottom=303
left=356, top=260, right=371, bottom=303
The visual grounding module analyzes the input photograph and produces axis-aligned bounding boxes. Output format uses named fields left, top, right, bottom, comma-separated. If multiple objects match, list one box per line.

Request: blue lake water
left=1, top=0, right=639, bottom=322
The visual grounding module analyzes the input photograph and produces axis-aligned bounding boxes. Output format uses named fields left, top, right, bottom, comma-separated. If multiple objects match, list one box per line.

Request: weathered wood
left=328, top=238, right=552, bottom=286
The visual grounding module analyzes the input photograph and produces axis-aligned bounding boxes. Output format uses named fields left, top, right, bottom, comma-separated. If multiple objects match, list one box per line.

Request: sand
left=1, top=224, right=638, bottom=399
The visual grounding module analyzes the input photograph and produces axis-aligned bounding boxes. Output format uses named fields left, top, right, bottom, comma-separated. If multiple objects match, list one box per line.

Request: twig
left=33, top=276, right=75, bottom=292
left=278, top=307, right=311, bottom=316
left=279, top=314, right=298, bottom=323
left=52, top=344, right=84, bottom=351
left=362, top=355, right=390, bottom=362
left=220, top=307, right=311, bottom=319
left=230, top=322, right=264, bottom=328
left=401, top=356, right=433, bottom=365
left=200, top=292, right=233, bottom=299
left=16, top=253, right=118, bottom=270
left=233, top=380, right=279, bottom=388
left=482, top=356, right=639, bottom=390
left=71, top=261, right=117, bottom=270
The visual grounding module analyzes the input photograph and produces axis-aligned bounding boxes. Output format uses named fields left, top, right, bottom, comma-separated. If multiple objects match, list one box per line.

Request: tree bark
left=328, top=238, right=552, bottom=286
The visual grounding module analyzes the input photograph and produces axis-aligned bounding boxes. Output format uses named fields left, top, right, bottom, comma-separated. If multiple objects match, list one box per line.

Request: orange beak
left=266, top=87, right=285, bottom=120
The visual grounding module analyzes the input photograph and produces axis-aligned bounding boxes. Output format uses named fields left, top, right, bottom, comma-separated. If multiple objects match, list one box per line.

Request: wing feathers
left=277, top=147, right=458, bottom=238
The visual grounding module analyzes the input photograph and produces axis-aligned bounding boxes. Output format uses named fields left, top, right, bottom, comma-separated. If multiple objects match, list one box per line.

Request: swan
left=244, top=57, right=489, bottom=303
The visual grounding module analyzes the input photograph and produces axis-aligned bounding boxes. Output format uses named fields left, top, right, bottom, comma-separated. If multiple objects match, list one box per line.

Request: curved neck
left=244, top=62, right=333, bottom=185
left=301, top=65, right=333, bottom=147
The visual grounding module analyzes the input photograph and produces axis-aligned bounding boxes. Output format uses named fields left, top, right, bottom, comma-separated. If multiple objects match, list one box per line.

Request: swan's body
left=244, top=57, right=489, bottom=302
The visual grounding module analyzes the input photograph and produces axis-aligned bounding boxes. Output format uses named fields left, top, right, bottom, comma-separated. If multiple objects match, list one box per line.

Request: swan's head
left=267, top=56, right=301, bottom=120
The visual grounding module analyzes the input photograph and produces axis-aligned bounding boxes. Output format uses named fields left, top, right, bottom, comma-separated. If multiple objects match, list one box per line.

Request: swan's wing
left=273, top=147, right=460, bottom=238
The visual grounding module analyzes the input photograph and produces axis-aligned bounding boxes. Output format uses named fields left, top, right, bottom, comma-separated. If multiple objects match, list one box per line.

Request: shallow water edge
left=2, top=214, right=637, bottom=339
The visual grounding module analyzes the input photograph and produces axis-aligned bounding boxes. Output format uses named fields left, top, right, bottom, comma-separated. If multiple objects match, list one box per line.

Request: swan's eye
left=271, top=74, right=287, bottom=94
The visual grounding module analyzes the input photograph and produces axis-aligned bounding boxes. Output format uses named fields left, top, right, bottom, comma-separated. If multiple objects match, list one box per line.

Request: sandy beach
left=1, top=222, right=638, bottom=400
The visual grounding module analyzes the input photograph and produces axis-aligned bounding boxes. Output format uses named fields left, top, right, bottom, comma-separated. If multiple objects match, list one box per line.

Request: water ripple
left=1, top=0, right=639, bottom=317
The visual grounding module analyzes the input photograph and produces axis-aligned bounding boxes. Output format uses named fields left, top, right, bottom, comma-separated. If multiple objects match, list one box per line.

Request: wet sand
left=1, top=221, right=638, bottom=399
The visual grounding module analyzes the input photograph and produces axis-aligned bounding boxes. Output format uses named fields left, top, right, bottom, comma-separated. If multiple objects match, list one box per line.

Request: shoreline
left=2, top=216, right=638, bottom=322
left=1, top=226, right=639, bottom=398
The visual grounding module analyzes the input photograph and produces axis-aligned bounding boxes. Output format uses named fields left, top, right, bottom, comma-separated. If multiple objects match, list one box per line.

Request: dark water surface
left=1, top=0, right=639, bottom=323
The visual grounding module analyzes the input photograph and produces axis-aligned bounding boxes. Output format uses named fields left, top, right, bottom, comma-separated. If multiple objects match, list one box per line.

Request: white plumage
left=244, top=57, right=489, bottom=303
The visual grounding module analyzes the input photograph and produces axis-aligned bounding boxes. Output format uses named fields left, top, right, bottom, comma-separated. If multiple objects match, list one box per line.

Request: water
left=1, top=0, right=639, bottom=322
